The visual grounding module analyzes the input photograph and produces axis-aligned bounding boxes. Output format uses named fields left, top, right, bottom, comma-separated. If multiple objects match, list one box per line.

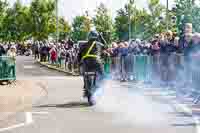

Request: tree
left=30, top=0, right=56, bottom=41
left=58, top=17, right=71, bottom=40
left=0, top=0, right=8, bottom=40
left=1, top=0, right=31, bottom=42
left=114, top=0, right=161, bottom=40
left=0, top=0, right=7, bottom=23
left=132, top=9, right=151, bottom=39
left=175, top=0, right=193, bottom=35
left=192, top=6, right=200, bottom=33
left=71, top=15, right=91, bottom=42
left=93, top=3, right=113, bottom=44
left=114, top=8, right=129, bottom=40
left=145, top=0, right=166, bottom=37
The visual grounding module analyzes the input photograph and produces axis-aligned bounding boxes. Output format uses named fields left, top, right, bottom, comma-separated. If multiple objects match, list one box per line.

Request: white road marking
left=26, top=112, right=33, bottom=124
left=0, top=111, right=49, bottom=132
left=32, top=112, right=49, bottom=115
left=0, top=112, right=33, bottom=132
left=24, top=66, right=35, bottom=69
left=0, top=95, right=46, bottom=132
left=0, top=123, right=26, bottom=132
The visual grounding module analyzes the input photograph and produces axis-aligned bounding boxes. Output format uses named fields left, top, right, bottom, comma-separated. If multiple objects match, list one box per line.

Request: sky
left=8, top=0, right=175, bottom=23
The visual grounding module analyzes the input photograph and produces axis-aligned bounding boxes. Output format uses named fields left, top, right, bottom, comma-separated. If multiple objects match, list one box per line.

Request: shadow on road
left=34, top=102, right=91, bottom=109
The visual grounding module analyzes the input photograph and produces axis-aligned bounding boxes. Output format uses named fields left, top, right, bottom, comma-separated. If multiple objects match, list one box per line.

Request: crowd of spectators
left=0, top=43, right=17, bottom=80
left=1, top=23, right=200, bottom=86
left=32, top=39, right=79, bottom=74
left=104, top=28, right=200, bottom=86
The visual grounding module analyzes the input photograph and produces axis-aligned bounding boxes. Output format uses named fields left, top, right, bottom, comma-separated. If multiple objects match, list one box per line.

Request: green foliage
left=114, top=8, right=129, bottom=40
left=145, top=0, right=166, bottom=38
left=114, top=0, right=166, bottom=40
left=71, top=15, right=91, bottom=42
left=175, top=0, right=193, bottom=35
left=0, top=0, right=199, bottom=42
left=30, top=0, right=56, bottom=40
left=1, top=0, right=31, bottom=42
left=58, top=17, right=71, bottom=40
left=93, top=3, right=113, bottom=44
left=0, top=0, right=71, bottom=42
left=192, top=6, right=200, bottom=33
left=175, top=0, right=200, bottom=33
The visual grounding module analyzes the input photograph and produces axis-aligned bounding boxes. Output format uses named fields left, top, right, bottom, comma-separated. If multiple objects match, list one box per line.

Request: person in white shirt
left=7, top=46, right=16, bottom=77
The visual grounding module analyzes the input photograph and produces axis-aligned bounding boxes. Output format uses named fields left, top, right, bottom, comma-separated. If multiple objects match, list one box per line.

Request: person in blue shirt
left=118, top=42, right=129, bottom=81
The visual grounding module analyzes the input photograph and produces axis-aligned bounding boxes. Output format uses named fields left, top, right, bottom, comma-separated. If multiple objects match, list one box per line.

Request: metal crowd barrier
left=106, top=54, right=188, bottom=82
left=107, top=55, right=153, bottom=82
left=106, top=54, right=200, bottom=103
left=0, top=56, right=16, bottom=81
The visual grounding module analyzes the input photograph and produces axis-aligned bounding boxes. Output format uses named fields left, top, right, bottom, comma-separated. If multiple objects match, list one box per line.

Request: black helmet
left=88, top=30, right=99, bottom=41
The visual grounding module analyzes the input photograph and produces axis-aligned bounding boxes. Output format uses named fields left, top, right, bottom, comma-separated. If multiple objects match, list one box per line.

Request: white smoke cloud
left=94, top=80, right=169, bottom=126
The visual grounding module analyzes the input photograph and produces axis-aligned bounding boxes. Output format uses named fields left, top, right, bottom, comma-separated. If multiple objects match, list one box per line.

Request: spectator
left=7, top=46, right=16, bottom=77
left=57, top=45, right=66, bottom=68
left=47, top=43, right=51, bottom=62
left=49, top=45, right=57, bottom=65
left=158, top=31, right=175, bottom=84
left=109, top=42, right=119, bottom=79
left=0, top=44, right=6, bottom=56
left=67, top=39, right=74, bottom=49
left=142, top=42, right=151, bottom=55
left=118, top=42, right=129, bottom=81
left=128, top=40, right=138, bottom=54
left=150, top=40, right=160, bottom=55
left=190, top=33, right=200, bottom=60
left=182, top=33, right=193, bottom=56
left=65, top=49, right=70, bottom=71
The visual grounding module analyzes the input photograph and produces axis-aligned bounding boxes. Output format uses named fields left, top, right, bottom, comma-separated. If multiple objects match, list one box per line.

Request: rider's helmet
left=88, top=30, right=100, bottom=42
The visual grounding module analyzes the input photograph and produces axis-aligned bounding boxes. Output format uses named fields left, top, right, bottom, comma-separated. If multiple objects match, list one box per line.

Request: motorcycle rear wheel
left=87, top=93, right=95, bottom=106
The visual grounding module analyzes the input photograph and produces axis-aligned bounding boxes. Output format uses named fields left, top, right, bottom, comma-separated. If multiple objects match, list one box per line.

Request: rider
left=78, top=30, right=106, bottom=97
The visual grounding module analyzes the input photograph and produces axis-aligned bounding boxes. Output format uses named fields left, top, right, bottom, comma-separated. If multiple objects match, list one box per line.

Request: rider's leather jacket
left=77, top=40, right=105, bottom=74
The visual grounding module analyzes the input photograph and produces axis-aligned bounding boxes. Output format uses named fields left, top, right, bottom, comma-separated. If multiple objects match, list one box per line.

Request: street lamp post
left=128, top=0, right=134, bottom=41
left=56, top=0, right=59, bottom=43
left=166, top=0, right=169, bottom=30
left=128, top=11, right=131, bottom=41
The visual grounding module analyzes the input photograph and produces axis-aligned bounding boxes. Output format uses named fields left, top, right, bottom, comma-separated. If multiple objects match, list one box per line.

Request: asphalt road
left=1, top=56, right=198, bottom=133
